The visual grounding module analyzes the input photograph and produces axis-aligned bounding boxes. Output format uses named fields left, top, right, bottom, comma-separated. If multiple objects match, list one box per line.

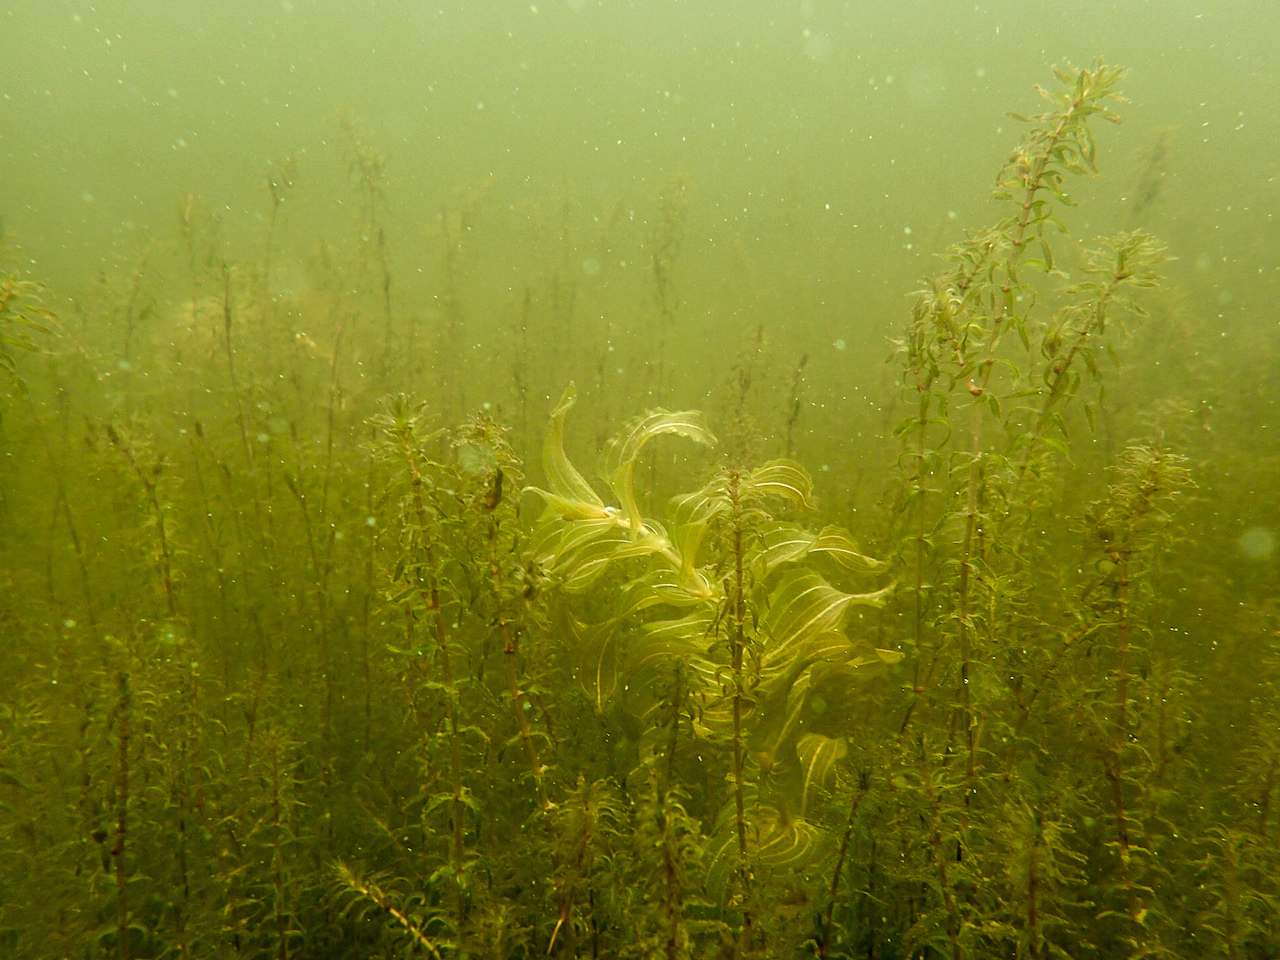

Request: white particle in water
left=1238, top=526, right=1276, bottom=560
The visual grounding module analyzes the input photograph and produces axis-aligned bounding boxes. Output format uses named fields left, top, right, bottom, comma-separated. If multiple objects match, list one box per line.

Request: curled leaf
left=605, top=408, right=717, bottom=534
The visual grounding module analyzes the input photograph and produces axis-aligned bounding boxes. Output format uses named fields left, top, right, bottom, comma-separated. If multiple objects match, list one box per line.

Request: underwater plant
left=1, top=57, right=1275, bottom=960
left=0, top=270, right=56, bottom=395
left=524, top=382, right=896, bottom=954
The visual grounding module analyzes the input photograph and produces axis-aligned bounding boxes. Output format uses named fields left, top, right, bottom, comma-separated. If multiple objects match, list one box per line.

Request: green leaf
left=704, top=825, right=741, bottom=904
left=759, top=571, right=890, bottom=673
left=1083, top=349, right=1099, bottom=378
left=385, top=585, right=420, bottom=605
left=753, top=805, right=826, bottom=870
left=1039, top=238, right=1055, bottom=272
left=1042, top=435, right=1071, bottom=459
left=544, top=516, right=621, bottom=563
left=557, top=531, right=639, bottom=592
left=627, top=614, right=715, bottom=676
left=668, top=496, right=724, bottom=583
left=0, top=769, right=31, bottom=790
left=810, top=526, right=888, bottom=574
left=458, top=725, right=491, bottom=745
left=521, top=486, right=611, bottom=522
left=756, top=522, right=817, bottom=572
left=1016, top=318, right=1032, bottom=351
left=796, top=732, right=847, bottom=816
left=893, top=414, right=922, bottom=438
left=577, top=617, right=627, bottom=710
left=544, top=384, right=605, bottom=505
left=605, top=408, right=717, bottom=534
left=745, top=460, right=814, bottom=508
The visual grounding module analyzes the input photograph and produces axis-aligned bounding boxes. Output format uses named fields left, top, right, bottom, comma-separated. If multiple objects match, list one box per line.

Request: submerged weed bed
left=1, top=63, right=1277, bottom=960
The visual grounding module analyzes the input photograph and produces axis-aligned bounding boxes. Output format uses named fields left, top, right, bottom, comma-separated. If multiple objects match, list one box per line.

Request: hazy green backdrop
left=4, top=0, right=1276, bottom=374
left=3, top=3, right=1280, bottom=959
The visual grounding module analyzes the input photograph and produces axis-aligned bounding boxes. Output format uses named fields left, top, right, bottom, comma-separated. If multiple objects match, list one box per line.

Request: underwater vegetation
left=1, top=60, right=1278, bottom=960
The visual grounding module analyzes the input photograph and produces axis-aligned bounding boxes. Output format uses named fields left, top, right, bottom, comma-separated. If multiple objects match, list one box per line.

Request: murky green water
left=1, top=3, right=1277, bottom=957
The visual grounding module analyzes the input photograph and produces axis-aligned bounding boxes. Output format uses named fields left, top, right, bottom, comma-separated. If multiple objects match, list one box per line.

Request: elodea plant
left=525, top=383, right=898, bottom=954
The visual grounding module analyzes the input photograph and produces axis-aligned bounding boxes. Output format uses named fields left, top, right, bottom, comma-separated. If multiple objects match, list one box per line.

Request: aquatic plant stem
left=1006, top=233, right=1167, bottom=516
left=395, top=425, right=469, bottom=948
left=943, top=71, right=1100, bottom=775
left=819, top=773, right=870, bottom=959
left=1257, top=741, right=1280, bottom=839
left=360, top=438, right=380, bottom=756
left=1107, top=531, right=1136, bottom=902
left=488, top=510, right=549, bottom=813
left=268, top=731, right=293, bottom=960
left=921, top=745, right=962, bottom=960
left=119, top=240, right=155, bottom=371
left=173, top=654, right=201, bottom=960
left=111, top=670, right=133, bottom=960
left=954, top=400, right=982, bottom=782
left=1088, top=445, right=1190, bottom=932
left=220, top=262, right=268, bottom=545
left=105, top=424, right=177, bottom=619
left=784, top=353, right=808, bottom=460
left=260, top=156, right=297, bottom=373
left=334, top=864, right=445, bottom=959
left=180, top=192, right=200, bottom=338
left=1004, top=621, right=1104, bottom=779
left=726, top=469, right=753, bottom=944
left=31, top=403, right=97, bottom=628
